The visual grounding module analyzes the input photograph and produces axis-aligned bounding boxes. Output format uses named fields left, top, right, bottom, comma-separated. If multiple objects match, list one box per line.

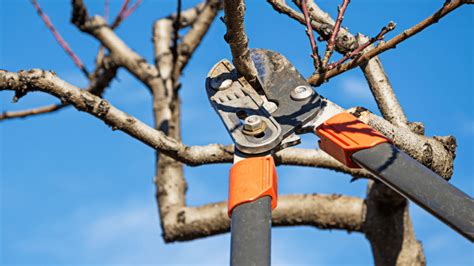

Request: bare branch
left=109, top=0, right=143, bottom=29
left=307, top=0, right=465, bottom=86
left=173, top=0, right=221, bottom=81
left=355, top=34, right=409, bottom=128
left=0, top=104, right=67, bottom=120
left=328, top=22, right=396, bottom=70
left=283, top=0, right=410, bottom=129
left=32, top=0, right=89, bottom=76
left=1, top=69, right=455, bottom=182
left=364, top=181, right=426, bottom=266
left=0, top=56, right=117, bottom=121
left=321, top=0, right=350, bottom=68
left=168, top=2, right=206, bottom=28
left=223, top=0, right=261, bottom=90
left=349, top=107, right=456, bottom=179
left=274, top=148, right=370, bottom=178
left=153, top=19, right=174, bottom=80
left=104, top=0, right=110, bottom=22
left=0, top=69, right=233, bottom=165
left=297, top=0, right=322, bottom=71
left=161, top=194, right=365, bottom=242
left=268, top=0, right=356, bottom=52
left=73, top=13, right=160, bottom=91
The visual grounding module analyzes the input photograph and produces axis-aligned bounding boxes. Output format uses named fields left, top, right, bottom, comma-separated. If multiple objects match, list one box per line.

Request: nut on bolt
left=243, top=115, right=266, bottom=135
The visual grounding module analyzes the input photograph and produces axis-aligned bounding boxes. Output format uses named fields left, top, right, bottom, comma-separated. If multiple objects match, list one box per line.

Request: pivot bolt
left=210, top=77, right=233, bottom=90
left=290, top=85, right=314, bottom=101
left=243, top=115, right=266, bottom=135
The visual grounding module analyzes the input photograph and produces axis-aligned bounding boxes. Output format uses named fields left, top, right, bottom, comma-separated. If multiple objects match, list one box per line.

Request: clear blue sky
left=1, top=0, right=473, bottom=265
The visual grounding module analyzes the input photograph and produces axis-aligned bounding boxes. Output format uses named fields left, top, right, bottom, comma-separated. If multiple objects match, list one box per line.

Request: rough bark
left=222, top=0, right=261, bottom=89
left=349, top=107, right=456, bottom=180
left=162, top=194, right=365, bottom=242
left=1, top=1, right=466, bottom=264
left=0, top=55, right=117, bottom=121
left=356, top=34, right=409, bottom=128
left=363, top=181, right=426, bottom=266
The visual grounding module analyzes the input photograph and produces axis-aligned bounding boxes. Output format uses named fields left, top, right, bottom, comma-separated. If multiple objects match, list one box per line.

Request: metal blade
left=250, top=49, right=324, bottom=138
left=205, top=59, right=282, bottom=154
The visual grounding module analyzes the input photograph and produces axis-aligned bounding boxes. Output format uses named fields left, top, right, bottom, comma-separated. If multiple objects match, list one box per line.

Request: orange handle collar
left=316, top=112, right=390, bottom=168
left=228, top=156, right=278, bottom=217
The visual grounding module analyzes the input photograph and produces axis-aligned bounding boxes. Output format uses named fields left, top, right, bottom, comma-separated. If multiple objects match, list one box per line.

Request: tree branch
left=349, top=107, right=456, bottom=179
left=297, top=0, right=322, bottom=71
left=1, top=68, right=454, bottom=182
left=268, top=0, right=357, bottom=53
left=173, top=0, right=221, bottom=81
left=328, top=22, right=396, bottom=70
left=167, top=2, right=206, bottom=28
left=0, top=56, right=117, bottom=121
left=223, top=0, right=261, bottom=90
left=307, top=0, right=465, bottom=86
left=321, top=0, right=350, bottom=68
left=32, top=0, right=89, bottom=76
left=364, top=180, right=426, bottom=266
left=161, top=194, right=365, bottom=242
left=355, top=34, right=409, bottom=128
left=71, top=1, right=161, bottom=92
left=0, top=69, right=233, bottom=165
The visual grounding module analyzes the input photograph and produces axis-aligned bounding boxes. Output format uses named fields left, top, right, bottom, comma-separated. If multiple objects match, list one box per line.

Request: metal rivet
left=210, top=77, right=233, bottom=90
left=290, top=85, right=314, bottom=101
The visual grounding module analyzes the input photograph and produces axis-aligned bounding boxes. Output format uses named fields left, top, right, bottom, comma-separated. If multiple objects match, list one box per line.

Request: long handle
left=228, top=156, right=278, bottom=266
left=231, top=196, right=272, bottom=266
left=352, top=142, right=474, bottom=241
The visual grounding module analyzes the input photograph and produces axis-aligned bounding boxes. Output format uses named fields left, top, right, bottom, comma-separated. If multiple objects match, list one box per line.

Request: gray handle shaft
left=230, top=196, right=272, bottom=266
left=352, top=142, right=474, bottom=241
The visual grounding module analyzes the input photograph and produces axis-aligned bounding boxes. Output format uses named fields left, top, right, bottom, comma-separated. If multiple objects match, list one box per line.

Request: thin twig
left=299, top=0, right=322, bottom=71
left=31, top=0, right=89, bottom=77
left=121, top=0, right=142, bottom=20
left=109, top=0, right=142, bottom=29
left=104, top=0, right=110, bottom=22
left=321, top=0, right=350, bottom=68
left=307, top=0, right=465, bottom=86
left=110, top=0, right=130, bottom=28
left=328, top=21, right=396, bottom=70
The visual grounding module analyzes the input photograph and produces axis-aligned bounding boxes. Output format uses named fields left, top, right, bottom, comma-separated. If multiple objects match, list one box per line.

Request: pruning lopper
left=205, top=49, right=474, bottom=266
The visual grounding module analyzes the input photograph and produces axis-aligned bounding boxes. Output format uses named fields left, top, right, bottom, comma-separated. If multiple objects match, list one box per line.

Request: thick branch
left=173, top=0, right=221, bottom=81
left=363, top=181, right=425, bottom=266
left=0, top=56, right=117, bottom=121
left=72, top=2, right=160, bottom=91
left=167, top=2, right=206, bottom=28
left=349, top=107, right=456, bottom=179
left=274, top=148, right=370, bottom=178
left=355, top=35, right=409, bottom=128
left=307, top=0, right=465, bottom=85
left=0, top=69, right=232, bottom=165
left=161, top=194, right=365, bottom=242
left=1, top=69, right=455, bottom=181
left=223, top=0, right=260, bottom=89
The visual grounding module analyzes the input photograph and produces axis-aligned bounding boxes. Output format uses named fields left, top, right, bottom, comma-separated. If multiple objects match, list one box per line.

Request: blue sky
left=0, top=0, right=473, bottom=265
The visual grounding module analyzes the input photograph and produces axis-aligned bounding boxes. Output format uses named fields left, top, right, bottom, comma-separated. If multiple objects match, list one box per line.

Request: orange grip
left=316, top=112, right=390, bottom=168
left=228, top=156, right=278, bottom=217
